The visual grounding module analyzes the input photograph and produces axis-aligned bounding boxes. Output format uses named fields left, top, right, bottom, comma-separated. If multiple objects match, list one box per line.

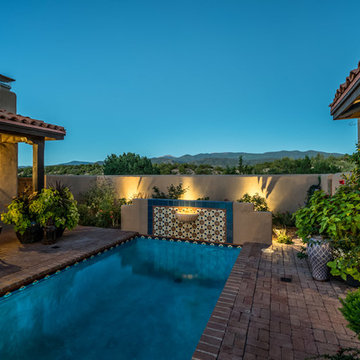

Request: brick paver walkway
left=193, top=241, right=360, bottom=360
left=0, top=226, right=137, bottom=296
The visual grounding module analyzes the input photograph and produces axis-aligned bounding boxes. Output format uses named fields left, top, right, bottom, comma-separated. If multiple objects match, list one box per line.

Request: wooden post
left=32, top=138, right=45, bottom=192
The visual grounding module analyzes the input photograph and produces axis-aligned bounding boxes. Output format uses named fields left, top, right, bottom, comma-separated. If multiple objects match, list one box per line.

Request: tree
left=103, top=153, right=159, bottom=175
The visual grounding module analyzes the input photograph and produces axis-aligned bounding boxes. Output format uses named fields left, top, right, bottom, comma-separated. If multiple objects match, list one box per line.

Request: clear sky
left=1, top=0, right=360, bottom=165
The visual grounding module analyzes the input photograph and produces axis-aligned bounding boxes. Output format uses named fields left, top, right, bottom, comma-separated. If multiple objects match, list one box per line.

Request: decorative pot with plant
left=0, top=193, right=43, bottom=244
left=295, top=190, right=333, bottom=281
left=30, top=184, right=79, bottom=242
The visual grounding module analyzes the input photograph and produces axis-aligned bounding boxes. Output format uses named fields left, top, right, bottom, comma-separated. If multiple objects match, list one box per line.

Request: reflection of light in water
left=181, top=274, right=198, bottom=280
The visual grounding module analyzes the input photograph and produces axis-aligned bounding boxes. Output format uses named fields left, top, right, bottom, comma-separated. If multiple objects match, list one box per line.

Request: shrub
left=308, top=347, right=360, bottom=359
left=78, top=180, right=126, bottom=228
left=340, top=289, right=360, bottom=340
left=152, top=183, right=188, bottom=199
left=273, top=228, right=293, bottom=244
left=294, top=190, right=331, bottom=242
left=272, top=211, right=295, bottom=227
left=103, top=152, right=159, bottom=175
left=1, top=192, right=39, bottom=234
left=237, top=193, right=269, bottom=212
left=326, top=145, right=360, bottom=281
left=328, top=250, right=360, bottom=282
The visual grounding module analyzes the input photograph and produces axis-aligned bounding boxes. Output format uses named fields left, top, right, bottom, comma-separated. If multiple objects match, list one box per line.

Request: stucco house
left=0, top=74, right=66, bottom=211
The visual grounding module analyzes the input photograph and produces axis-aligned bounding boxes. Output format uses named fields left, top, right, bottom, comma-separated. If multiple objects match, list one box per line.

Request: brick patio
left=1, top=227, right=359, bottom=359
left=193, top=241, right=360, bottom=360
left=0, top=225, right=137, bottom=296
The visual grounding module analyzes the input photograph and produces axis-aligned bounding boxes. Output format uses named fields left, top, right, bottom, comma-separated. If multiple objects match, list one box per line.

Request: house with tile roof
left=330, top=61, right=360, bottom=144
left=0, top=74, right=66, bottom=210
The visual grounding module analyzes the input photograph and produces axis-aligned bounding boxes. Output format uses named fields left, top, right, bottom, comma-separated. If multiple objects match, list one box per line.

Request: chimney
left=0, top=74, right=16, bottom=113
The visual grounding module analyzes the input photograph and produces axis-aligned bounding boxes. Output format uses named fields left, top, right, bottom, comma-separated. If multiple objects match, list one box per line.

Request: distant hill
left=59, top=160, right=103, bottom=166
left=151, top=150, right=345, bottom=166
left=44, top=150, right=344, bottom=168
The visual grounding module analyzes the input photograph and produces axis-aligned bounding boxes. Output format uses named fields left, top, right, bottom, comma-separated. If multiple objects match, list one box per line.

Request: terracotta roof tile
left=0, top=109, right=66, bottom=137
left=330, top=61, right=360, bottom=110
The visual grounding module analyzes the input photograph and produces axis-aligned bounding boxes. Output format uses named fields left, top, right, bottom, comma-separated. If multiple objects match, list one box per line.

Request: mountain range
left=58, top=150, right=344, bottom=167
left=150, top=150, right=344, bottom=166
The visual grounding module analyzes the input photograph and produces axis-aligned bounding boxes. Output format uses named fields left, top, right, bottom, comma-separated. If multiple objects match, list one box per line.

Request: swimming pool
left=0, top=237, right=240, bottom=360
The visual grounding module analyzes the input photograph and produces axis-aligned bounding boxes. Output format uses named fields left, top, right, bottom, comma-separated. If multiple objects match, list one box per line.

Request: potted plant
left=30, top=185, right=79, bottom=243
left=295, top=190, right=333, bottom=281
left=1, top=193, right=43, bottom=244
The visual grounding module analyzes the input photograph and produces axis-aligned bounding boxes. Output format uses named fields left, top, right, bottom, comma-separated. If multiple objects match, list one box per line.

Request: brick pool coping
left=192, top=241, right=360, bottom=360
left=0, top=226, right=138, bottom=297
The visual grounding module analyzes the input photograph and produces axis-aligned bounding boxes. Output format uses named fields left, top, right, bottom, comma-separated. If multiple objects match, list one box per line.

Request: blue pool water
left=0, top=238, right=240, bottom=360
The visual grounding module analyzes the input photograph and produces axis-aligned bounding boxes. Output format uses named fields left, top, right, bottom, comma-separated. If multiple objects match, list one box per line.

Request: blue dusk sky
left=1, top=0, right=360, bottom=165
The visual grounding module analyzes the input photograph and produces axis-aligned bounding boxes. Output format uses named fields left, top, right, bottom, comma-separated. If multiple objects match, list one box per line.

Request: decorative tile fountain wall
left=148, top=199, right=233, bottom=243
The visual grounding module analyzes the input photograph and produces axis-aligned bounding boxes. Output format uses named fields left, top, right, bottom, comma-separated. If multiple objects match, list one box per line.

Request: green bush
left=309, top=347, right=360, bottom=359
left=103, top=152, right=159, bottom=175
left=273, top=227, right=293, bottom=244
left=294, top=190, right=331, bottom=242
left=1, top=192, right=39, bottom=234
left=340, top=289, right=360, bottom=340
left=272, top=211, right=295, bottom=227
left=152, top=183, right=188, bottom=199
left=328, top=250, right=360, bottom=282
left=237, top=193, right=269, bottom=212
left=78, top=180, right=127, bottom=228
left=326, top=145, right=360, bottom=281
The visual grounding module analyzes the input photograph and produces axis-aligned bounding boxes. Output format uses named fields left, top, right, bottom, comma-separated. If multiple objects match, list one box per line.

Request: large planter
left=16, top=224, right=43, bottom=244
left=55, top=226, right=65, bottom=239
left=42, top=225, right=57, bottom=245
left=307, top=236, right=333, bottom=281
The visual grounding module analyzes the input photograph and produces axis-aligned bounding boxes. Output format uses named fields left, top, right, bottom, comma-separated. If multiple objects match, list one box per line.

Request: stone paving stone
left=192, top=240, right=360, bottom=360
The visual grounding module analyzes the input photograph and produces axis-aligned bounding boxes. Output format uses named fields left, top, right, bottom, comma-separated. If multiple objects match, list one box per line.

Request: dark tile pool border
left=141, top=234, right=241, bottom=248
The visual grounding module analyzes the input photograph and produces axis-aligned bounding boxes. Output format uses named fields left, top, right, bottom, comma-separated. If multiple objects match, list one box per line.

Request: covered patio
left=0, top=74, right=65, bottom=211
left=330, top=60, right=360, bottom=143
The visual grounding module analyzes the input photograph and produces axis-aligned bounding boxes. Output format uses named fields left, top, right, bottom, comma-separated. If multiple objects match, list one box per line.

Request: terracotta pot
left=307, top=236, right=333, bottom=281
left=16, top=224, right=43, bottom=244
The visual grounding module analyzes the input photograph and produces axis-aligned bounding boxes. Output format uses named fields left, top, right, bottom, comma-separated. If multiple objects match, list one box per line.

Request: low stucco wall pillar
left=121, top=199, right=148, bottom=235
left=0, top=142, right=18, bottom=212
left=233, top=202, right=272, bottom=245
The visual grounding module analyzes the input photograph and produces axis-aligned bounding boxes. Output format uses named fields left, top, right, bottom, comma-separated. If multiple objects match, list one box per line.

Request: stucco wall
left=0, top=143, right=18, bottom=212
left=0, top=85, right=17, bottom=213
left=47, top=173, right=335, bottom=213
left=121, top=199, right=272, bottom=245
